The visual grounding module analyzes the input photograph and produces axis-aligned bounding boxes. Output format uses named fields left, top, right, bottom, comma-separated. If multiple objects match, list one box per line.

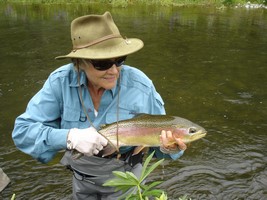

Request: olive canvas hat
left=55, top=11, right=144, bottom=60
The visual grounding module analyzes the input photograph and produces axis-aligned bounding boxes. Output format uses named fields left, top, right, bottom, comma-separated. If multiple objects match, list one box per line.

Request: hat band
left=73, top=34, right=122, bottom=51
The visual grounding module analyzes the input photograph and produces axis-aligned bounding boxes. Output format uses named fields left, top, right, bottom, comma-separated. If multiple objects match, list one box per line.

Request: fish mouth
left=198, top=131, right=207, bottom=139
left=185, top=130, right=207, bottom=143
left=200, top=131, right=207, bottom=136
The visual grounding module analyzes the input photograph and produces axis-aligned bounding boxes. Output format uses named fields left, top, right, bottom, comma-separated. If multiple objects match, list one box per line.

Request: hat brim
left=55, top=38, right=143, bottom=60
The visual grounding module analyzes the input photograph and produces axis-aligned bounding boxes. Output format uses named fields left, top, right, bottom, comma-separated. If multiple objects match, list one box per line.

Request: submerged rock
left=0, top=168, right=10, bottom=192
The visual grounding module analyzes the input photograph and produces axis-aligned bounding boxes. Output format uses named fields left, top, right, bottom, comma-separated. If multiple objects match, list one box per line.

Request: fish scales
left=72, top=114, right=207, bottom=158
left=99, top=114, right=206, bottom=147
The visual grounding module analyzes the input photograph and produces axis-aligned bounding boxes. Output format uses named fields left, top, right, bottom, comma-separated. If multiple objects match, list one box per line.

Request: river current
left=0, top=3, right=266, bottom=199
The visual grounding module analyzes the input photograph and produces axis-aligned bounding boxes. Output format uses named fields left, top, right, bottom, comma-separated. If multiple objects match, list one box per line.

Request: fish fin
left=132, top=146, right=147, bottom=155
left=99, top=124, right=107, bottom=129
left=133, top=113, right=151, bottom=118
left=101, top=144, right=117, bottom=157
left=134, top=113, right=146, bottom=117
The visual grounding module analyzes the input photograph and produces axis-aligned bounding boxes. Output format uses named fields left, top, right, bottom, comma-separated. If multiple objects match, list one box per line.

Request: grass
left=1, top=0, right=266, bottom=7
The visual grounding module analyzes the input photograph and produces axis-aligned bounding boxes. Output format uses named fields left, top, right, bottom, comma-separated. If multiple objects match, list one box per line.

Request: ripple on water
left=147, top=142, right=267, bottom=200
left=0, top=148, right=72, bottom=199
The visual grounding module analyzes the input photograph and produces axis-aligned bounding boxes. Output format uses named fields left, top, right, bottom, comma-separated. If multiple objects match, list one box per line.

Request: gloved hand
left=67, top=127, right=108, bottom=156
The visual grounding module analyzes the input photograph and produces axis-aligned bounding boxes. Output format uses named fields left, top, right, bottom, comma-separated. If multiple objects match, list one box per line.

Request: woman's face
left=80, top=58, right=122, bottom=90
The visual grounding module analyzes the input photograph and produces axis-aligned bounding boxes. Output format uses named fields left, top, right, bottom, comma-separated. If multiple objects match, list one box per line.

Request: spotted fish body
left=99, top=114, right=207, bottom=156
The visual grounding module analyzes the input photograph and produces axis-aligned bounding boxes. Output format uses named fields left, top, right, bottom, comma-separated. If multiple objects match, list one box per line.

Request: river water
left=0, top=2, right=266, bottom=200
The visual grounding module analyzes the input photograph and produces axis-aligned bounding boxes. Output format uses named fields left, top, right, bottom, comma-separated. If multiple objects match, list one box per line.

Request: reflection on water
left=0, top=2, right=267, bottom=199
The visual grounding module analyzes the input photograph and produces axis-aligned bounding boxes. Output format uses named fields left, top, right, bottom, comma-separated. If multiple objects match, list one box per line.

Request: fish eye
left=189, top=127, right=197, bottom=134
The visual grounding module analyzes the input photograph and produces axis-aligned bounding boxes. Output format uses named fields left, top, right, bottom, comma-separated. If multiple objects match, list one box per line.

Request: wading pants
left=60, top=151, right=143, bottom=200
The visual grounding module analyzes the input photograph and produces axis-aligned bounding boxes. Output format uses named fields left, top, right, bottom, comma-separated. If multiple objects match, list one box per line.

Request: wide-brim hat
left=55, top=12, right=144, bottom=60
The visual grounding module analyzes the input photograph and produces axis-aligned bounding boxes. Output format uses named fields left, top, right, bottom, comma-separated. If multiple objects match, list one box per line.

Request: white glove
left=67, top=127, right=108, bottom=156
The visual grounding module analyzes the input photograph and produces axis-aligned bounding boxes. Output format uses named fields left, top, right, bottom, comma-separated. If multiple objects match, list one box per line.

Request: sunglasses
left=88, top=56, right=127, bottom=71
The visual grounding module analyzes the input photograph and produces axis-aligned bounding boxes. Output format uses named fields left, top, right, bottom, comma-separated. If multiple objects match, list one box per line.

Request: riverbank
left=1, top=0, right=267, bottom=7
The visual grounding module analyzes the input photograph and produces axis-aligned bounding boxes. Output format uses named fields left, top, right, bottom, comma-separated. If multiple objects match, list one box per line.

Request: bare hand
left=160, top=130, right=187, bottom=151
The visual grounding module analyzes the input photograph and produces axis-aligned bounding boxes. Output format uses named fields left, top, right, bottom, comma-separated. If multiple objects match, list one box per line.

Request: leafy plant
left=103, top=151, right=166, bottom=200
left=11, top=194, right=16, bottom=200
left=179, top=194, right=192, bottom=200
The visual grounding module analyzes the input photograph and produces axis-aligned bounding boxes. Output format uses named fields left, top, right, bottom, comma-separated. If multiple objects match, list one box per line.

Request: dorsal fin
left=99, top=124, right=106, bottom=129
left=133, top=113, right=150, bottom=118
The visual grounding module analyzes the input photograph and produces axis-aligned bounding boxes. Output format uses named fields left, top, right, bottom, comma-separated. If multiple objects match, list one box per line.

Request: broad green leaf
left=11, top=194, right=16, bottom=200
left=113, top=186, right=130, bottom=192
left=116, top=185, right=136, bottom=192
left=140, top=151, right=155, bottom=180
left=125, top=194, right=139, bottom=200
left=112, top=171, right=128, bottom=179
left=125, top=171, right=139, bottom=184
left=103, top=150, right=168, bottom=200
left=139, top=183, right=148, bottom=192
left=116, top=187, right=137, bottom=199
left=142, top=189, right=164, bottom=197
left=142, top=181, right=162, bottom=192
left=141, top=158, right=164, bottom=182
left=155, top=192, right=168, bottom=200
left=103, top=178, right=136, bottom=187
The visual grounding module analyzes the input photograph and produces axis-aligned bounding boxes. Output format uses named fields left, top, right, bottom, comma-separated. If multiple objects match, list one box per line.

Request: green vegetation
left=11, top=194, right=16, bottom=200
left=0, top=0, right=266, bottom=7
left=103, top=151, right=191, bottom=200
left=103, top=151, right=166, bottom=199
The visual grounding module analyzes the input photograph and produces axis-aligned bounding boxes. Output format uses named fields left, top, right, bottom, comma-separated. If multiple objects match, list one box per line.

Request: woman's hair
left=71, top=58, right=83, bottom=71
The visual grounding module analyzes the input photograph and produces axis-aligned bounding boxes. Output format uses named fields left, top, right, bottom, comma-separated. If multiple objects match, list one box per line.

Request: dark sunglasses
left=89, top=56, right=127, bottom=71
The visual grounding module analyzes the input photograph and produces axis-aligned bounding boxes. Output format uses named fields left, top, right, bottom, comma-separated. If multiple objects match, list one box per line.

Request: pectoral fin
left=133, top=146, right=148, bottom=155
left=101, top=144, right=117, bottom=157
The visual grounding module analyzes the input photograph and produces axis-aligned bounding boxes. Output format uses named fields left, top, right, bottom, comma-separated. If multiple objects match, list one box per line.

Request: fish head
left=171, top=117, right=207, bottom=144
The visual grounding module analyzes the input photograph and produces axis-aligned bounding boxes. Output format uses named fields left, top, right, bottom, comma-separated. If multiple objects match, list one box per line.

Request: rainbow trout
left=73, top=114, right=207, bottom=158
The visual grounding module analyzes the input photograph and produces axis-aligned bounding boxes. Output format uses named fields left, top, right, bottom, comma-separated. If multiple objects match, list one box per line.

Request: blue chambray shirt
left=12, top=63, right=182, bottom=163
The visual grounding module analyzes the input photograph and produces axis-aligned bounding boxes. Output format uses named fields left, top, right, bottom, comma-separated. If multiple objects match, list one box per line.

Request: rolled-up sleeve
left=149, top=84, right=166, bottom=115
left=12, top=75, right=69, bottom=163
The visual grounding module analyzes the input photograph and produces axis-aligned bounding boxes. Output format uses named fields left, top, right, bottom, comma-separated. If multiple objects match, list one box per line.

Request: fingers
left=99, top=135, right=108, bottom=146
left=174, top=138, right=187, bottom=151
left=85, top=145, right=101, bottom=156
left=91, top=127, right=108, bottom=147
left=161, top=130, right=172, bottom=144
left=69, top=127, right=109, bottom=156
left=160, top=130, right=187, bottom=151
left=92, top=136, right=106, bottom=155
left=93, top=149, right=99, bottom=155
left=95, top=134, right=107, bottom=154
left=84, top=147, right=100, bottom=157
left=160, top=130, right=177, bottom=150
left=90, top=129, right=107, bottom=154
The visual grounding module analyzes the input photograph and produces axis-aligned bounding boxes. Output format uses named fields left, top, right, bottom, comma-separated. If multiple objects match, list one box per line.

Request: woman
left=12, top=12, right=186, bottom=199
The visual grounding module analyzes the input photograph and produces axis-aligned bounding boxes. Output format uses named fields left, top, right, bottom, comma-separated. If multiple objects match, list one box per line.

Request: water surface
left=0, top=3, right=266, bottom=199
